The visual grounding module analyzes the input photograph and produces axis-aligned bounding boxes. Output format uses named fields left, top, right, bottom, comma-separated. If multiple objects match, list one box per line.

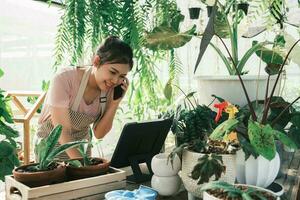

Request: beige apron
left=36, top=67, right=107, bottom=160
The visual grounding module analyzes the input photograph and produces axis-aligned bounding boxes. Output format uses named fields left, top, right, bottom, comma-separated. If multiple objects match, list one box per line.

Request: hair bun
left=104, top=36, right=120, bottom=47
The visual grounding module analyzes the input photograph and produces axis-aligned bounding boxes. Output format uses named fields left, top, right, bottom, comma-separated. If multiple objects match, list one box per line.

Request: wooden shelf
left=6, top=91, right=46, bottom=165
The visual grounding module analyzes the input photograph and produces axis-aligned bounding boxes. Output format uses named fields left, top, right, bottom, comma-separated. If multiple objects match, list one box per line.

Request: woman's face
left=95, top=62, right=130, bottom=92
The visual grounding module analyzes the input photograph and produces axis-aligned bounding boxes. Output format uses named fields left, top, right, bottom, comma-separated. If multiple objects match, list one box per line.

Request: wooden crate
left=5, top=167, right=126, bottom=200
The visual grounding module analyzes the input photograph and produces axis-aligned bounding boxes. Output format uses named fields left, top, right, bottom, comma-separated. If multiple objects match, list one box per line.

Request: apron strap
left=71, top=67, right=92, bottom=111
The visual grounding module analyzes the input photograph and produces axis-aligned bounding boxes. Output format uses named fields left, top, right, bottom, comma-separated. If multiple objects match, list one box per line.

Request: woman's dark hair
left=96, top=36, right=133, bottom=70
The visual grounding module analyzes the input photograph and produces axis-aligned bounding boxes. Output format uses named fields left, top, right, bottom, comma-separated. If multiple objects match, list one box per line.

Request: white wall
left=0, top=0, right=61, bottom=91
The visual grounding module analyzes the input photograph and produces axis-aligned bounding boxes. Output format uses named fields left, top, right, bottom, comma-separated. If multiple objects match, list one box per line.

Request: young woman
left=35, top=36, right=133, bottom=160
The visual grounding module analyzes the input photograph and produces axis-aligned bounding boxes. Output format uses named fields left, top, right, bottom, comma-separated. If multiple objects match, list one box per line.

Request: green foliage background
left=53, top=0, right=184, bottom=120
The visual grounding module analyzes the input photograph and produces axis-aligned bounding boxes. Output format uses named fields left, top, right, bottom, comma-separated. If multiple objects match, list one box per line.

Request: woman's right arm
left=50, top=106, right=82, bottom=158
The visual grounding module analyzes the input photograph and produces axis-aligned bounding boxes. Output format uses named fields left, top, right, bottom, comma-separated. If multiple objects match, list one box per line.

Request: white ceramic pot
left=151, top=174, right=181, bottom=196
left=203, top=184, right=280, bottom=200
left=195, top=75, right=280, bottom=106
left=151, top=153, right=181, bottom=177
left=236, top=150, right=280, bottom=188
left=179, top=149, right=236, bottom=197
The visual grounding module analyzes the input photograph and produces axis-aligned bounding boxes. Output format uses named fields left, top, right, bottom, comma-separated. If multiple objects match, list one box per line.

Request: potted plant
left=145, top=1, right=290, bottom=106
left=12, top=125, right=85, bottom=187
left=0, top=80, right=20, bottom=182
left=209, top=39, right=300, bottom=187
left=167, top=91, right=240, bottom=198
left=66, top=129, right=110, bottom=180
left=200, top=181, right=279, bottom=200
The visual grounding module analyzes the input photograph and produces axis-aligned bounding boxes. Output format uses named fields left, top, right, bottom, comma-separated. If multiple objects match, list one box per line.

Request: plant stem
left=216, top=34, right=236, bottom=68
left=271, top=96, right=300, bottom=126
left=216, top=34, right=257, bottom=121
left=261, top=39, right=300, bottom=124
left=263, top=75, right=270, bottom=111
left=173, top=84, right=196, bottom=110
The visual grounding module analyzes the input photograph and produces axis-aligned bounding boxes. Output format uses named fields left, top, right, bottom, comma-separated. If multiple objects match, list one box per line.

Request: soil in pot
left=66, top=157, right=110, bottom=180
left=13, top=163, right=66, bottom=187
left=207, top=185, right=277, bottom=200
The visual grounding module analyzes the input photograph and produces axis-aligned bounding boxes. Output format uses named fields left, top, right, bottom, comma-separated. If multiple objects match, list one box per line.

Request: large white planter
left=236, top=150, right=280, bottom=188
left=179, top=149, right=236, bottom=198
left=195, top=75, right=280, bottom=106
left=203, top=184, right=280, bottom=200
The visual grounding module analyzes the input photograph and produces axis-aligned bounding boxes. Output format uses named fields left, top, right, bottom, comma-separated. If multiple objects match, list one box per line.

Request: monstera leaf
left=248, top=120, right=276, bottom=160
left=144, top=25, right=196, bottom=50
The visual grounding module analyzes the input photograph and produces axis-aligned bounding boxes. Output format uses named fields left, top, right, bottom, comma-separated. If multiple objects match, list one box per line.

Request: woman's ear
left=93, top=55, right=101, bottom=67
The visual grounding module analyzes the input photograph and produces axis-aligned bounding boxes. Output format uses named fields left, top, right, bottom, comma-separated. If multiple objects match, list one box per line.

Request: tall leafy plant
left=53, top=0, right=182, bottom=120
left=35, top=125, right=86, bottom=170
left=209, top=39, right=300, bottom=160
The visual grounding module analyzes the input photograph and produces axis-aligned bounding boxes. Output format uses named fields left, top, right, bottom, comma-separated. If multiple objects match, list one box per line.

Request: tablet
left=110, top=118, right=173, bottom=183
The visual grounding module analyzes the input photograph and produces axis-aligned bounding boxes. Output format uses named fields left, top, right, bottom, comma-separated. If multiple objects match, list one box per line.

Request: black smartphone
left=113, top=84, right=124, bottom=100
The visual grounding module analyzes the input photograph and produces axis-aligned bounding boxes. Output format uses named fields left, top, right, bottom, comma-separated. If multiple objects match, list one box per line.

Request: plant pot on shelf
left=203, top=184, right=280, bottom=200
left=13, top=163, right=66, bottom=187
left=189, top=7, right=201, bottom=19
left=236, top=149, right=280, bottom=188
left=195, top=75, right=280, bottom=107
left=66, top=157, right=110, bottom=180
left=179, top=149, right=236, bottom=198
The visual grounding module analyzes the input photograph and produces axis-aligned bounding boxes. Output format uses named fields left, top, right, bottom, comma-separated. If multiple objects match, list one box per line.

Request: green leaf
left=164, top=80, right=173, bottom=100
left=248, top=120, right=276, bottom=160
left=0, top=141, right=14, bottom=157
left=253, top=41, right=285, bottom=74
left=40, top=125, right=63, bottom=166
left=190, top=153, right=225, bottom=184
left=144, top=25, right=196, bottom=50
left=67, top=159, right=82, bottom=167
left=0, top=68, right=4, bottom=78
left=274, top=130, right=298, bottom=150
left=46, top=140, right=87, bottom=163
left=214, top=10, right=230, bottom=38
left=237, top=41, right=272, bottom=74
left=194, top=3, right=217, bottom=73
left=0, top=120, right=19, bottom=138
left=210, top=119, right=239, bottom=140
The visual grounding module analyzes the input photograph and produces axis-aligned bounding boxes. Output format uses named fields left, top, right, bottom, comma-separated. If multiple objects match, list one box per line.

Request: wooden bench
left=6, top=90, right=46, bottom=165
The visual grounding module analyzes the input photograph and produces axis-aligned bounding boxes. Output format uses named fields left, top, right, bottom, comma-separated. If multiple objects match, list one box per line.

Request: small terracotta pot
left=66, top=157, right=110, bottom=180
left=13, top=163, right=66, bottom=187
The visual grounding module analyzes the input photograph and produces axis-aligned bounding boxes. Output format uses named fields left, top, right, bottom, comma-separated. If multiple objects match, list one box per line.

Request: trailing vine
left=53, top=0, right=182, bottom=120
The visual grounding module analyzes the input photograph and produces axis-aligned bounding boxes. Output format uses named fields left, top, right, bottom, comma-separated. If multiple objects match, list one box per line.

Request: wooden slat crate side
left=31, top=180, right=126, bottom=200
left=28, top=168, right=126, bottom=198
left=5, top=176, right=30, bottom=199
left=5, top=167, right=126, bottom=199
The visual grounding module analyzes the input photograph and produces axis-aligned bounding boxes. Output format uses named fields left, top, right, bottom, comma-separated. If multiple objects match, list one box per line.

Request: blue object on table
left=105, top=185, right=158, bottom=200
